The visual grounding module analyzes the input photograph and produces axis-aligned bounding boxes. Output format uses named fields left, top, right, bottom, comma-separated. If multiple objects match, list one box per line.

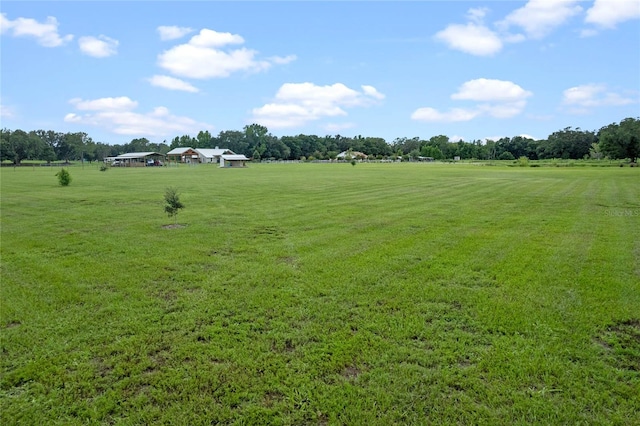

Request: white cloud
left=250, top=82, right=385, bottom=129
left=70, top=96, right=137, bottom=111
left=585, top=0, right=640, bottom=28
left=435, top=22, right=502, bottom=56
left=78, top=35, right=118, bottom=57
left=466, top=7, right=489, bottom=24
left=562, top=83, right=637, bottom=113
left=452, top=78, right=532, bottom=102
left=157, top=25, right=194, bottom=41
left=498, top=0, right=583, bottom=39
left=189, top=29, right=244, bottom=47
left=449, top=135, right=465, bottom=142
left=268, top=54, right=297, bottom=65
left=411, top=107, right=480, bottom=123
left=0, top=13, right=73, bottom=47
left=148, top=75, right=199, bottom=93
left=157, top=28, right=293, bottom=79
left=362, top=85, right=385, bottom=100
left=412, top=78, right=532, bottom=122
left=64, top=96, right=213, bottom=137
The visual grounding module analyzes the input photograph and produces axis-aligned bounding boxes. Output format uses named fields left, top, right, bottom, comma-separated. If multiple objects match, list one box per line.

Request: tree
left=56, top=168, right=72, bottom=186
left=195, top=130, right=213, bottom=148
left=599, top=117, right=640, bottom=163
left=0, top=129, right=54, bottom=164
left=164, top=187, right=185, bottom=224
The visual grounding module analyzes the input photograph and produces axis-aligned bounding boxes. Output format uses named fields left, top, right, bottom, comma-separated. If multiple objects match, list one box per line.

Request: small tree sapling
left=164, top=187, right=184, bottom=224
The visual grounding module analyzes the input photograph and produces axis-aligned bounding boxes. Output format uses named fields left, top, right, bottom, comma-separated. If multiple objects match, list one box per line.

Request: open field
left=1, top=163, right=639, bottom=424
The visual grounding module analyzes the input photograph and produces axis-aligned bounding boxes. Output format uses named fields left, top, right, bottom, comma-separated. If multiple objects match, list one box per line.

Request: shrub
left=56, top=168, right=71, bottom=186
left=99, top=164, right=109, bottom=172
left=518, top=156, right=529, bottom=167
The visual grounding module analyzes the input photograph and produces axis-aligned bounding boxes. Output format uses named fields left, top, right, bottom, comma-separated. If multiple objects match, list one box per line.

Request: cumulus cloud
left=64, top=96, right=212, bottom=136
left=412, top=78, right=532, bottom=123
left=69, top=96, right=137, bottom=111
left=157, top=28, right=294, bottom=79
left=562, top=83, right=637, bottom=113
left=435, top=22, right=502, bottom=56
left=585, top=0, right=640, bottom=28
left=451, top=78, right=532, bottom=102
left=147, top=75, right=199, bottom=93
left=250, top=82, right=385, bottom=129
left=497, top=0, right=583, bottom=39
left=78, top=35, right=118, bottom=57
left=157, top=25, right=194, bottom=41
left=0, top=13, right=73, bottom=47
left=436, top=1, right=593, bottom=56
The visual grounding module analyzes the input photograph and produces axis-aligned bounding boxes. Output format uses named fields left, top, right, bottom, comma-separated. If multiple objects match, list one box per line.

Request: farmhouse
left=220, top=154, right=250, bottom=168
left=166, top=147, right=200, bottom=164
left=112, top=152, right=165, bottom=167
left=195, top=147, right=236, bottom=164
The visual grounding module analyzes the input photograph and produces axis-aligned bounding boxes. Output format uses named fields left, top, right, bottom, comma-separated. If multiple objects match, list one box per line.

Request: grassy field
left=1, top=163, right=639, bottom=425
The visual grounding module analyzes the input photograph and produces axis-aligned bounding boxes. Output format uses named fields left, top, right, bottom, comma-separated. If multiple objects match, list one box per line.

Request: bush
left=99, top=164, right=109, bottom=172
left=56, top=168, right=71, bottom=186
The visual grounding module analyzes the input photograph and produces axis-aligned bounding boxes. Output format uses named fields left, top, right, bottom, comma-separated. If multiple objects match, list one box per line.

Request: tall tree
left=599, top=117, right=640, bottom=163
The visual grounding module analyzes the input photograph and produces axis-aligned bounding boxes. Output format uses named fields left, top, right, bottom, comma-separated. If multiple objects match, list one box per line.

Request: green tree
left=195, top=130, right=213, bottom=148
left=164, top=187, right=185, bottom=224
left=599, top=117, right=640, bottom=163
left=56, top=168, right=72, bottom=186
left=1, top=129, right=32, bottom=164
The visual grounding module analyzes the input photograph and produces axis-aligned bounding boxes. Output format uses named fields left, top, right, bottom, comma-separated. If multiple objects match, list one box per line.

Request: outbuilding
left=195, top=147, right=236, bottom=164
left=112, top=152, right=165, bottom=167
left=220, top=154, right=250, bottom=168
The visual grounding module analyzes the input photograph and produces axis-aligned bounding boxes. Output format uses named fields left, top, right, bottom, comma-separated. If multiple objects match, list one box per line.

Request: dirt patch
left=262, top=390, right=284, bottom=407
left=5, top=321, right=21, bottom=329
left=596, top=319, right=640, bottom=370
left=162, top=224, right=187, bottom=229
left=341, top=365, right=361, bottom=380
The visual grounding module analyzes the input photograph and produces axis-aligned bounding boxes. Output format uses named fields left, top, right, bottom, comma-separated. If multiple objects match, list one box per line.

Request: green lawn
left=1, top=163, right=639, bottom=425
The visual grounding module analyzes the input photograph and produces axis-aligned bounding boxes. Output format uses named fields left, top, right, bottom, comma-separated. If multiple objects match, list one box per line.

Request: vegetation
left=55, top=168, right=71, bottom=186
left=1, top=163, right=638, bottom=424
left=2, top=117, right=638, bottom=164
left=163, top=187, right=184, bottom=224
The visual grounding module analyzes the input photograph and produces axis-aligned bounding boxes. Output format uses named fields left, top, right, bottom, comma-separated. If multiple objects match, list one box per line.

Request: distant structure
left=166, top=147, right=235, bottom=164
left=110, top=152, right=165, bottom=167
left=336, top=151, right=368, bottom=160
left=220, top=154, right=250, bottom=168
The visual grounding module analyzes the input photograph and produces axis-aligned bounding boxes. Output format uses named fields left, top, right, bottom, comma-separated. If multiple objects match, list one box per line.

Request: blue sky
left=1, top=1, right=639, bottom=145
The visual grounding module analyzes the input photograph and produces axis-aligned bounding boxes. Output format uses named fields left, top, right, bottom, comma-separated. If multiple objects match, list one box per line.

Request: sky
left=1, top=1, right=639, bottom=145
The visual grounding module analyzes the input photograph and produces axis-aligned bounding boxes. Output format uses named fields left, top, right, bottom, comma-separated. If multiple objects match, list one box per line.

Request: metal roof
left=195, top=148, right=235, bottom=157
left=166, top=147, right=195, bottom=155
left=115, top=152, right=164, bottom=159
left=221, top=154, right=250, bottom=161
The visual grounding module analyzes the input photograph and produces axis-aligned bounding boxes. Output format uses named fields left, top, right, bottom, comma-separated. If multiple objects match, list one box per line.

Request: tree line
left=1, top=117, right=638, bottom=165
